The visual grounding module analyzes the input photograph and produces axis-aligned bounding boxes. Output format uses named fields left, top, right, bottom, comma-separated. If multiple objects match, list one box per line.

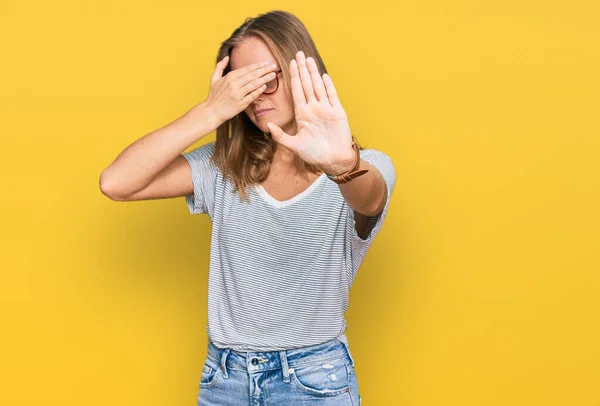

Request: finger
left=290, top=59, right=306, bottom=107
left=306, top=57, right=327, bottom=103
left=237, top=62, right=278, bottom=89
left=240, top=70, right=276, bottom=97
left=267, top=122, right=298, bottom=150
left=296, top=51, right=316, bottom=103
left=211, top=55, right=229, bottom=84
left=322, top=73, right=341, bottom=109
left=228, top=61, right=272, bottom=82
left=241, top=83, right=267, bottom=105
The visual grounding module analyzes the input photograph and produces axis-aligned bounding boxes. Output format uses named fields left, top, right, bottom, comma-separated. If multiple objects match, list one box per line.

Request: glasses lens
left=264, top=75, right=278, bottom=94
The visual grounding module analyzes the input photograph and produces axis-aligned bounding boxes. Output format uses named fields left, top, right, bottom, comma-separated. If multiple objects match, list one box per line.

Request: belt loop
left=337, top=338, right=355, bottom=368
left=220, top=348, right=231, bottom=379
left=279, top=350, right=290, bottom=383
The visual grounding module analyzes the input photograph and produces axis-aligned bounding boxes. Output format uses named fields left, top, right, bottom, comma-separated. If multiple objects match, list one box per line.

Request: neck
left=272, top=143, right=296, bottom=165
left=268, top=122, right=323, bottom=177
left=270, top=121, right=298, bottom=166
left=270, top=143, right=323, bottom=178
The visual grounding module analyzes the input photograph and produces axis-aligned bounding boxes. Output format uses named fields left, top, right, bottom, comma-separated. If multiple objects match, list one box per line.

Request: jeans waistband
left=205, top=337, right=355, bottom=380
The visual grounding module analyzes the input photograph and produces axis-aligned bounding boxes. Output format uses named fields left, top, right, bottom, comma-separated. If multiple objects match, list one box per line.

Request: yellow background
left=1, top=1, right=599, bottom=405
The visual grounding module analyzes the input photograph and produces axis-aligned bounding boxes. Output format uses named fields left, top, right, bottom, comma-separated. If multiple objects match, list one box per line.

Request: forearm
left=338, top=158, right=387, bottom=216
left=99, top=101, right=220, bottom=197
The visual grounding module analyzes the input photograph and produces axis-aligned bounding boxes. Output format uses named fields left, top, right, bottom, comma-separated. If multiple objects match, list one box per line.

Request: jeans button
left=251, top=358, right=259, bottom=365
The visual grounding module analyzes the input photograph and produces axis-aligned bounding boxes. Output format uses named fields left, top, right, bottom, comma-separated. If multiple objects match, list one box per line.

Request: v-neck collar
left=255, top=173, right=327, bottom=208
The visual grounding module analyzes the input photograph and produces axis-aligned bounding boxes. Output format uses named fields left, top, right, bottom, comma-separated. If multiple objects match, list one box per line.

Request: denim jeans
left=196, top=337, right=362, bottom=405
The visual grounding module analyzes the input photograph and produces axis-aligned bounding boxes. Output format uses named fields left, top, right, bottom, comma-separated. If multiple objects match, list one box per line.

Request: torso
left=259, top=166, right=371, bottom=238
left=258, top=168, right=324, bottom=202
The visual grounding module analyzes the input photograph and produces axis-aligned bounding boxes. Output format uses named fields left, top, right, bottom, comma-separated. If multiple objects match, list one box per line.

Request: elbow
left=356, top=206, right=383, bottom=217
left=362, top=186, right=388, bottom=216
left=99, top=170, right=127, bottom=201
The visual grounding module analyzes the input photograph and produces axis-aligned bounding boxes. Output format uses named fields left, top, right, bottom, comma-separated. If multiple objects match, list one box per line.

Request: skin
left=230, top=36, right=388, bottom=233
left=230, top=36, right=300, bottom=166
left=98, top=35, right=388, bottom=239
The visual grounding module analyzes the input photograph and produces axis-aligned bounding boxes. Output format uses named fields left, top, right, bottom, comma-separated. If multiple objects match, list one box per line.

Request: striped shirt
left=182, top=141, right=396, bottom=351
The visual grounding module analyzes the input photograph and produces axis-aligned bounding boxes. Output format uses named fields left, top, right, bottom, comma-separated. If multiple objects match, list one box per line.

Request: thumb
left=267, top=122, right=295, bottom=149
left=211, top=55, right=229, bottom=84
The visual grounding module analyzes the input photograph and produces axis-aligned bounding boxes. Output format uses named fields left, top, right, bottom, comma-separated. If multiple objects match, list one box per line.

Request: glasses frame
left=263, top=69, right=282, bottom=95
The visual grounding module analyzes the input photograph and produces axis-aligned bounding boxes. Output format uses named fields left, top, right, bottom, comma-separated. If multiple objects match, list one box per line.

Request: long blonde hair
left=210, top=10, right=362, bottom=201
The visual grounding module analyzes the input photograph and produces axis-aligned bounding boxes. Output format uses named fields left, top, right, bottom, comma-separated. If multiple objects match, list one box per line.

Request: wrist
left=325, top=147, right=356, bottom=176
left=193, top=101, right=223, bottom=132
left=324, top=143, right=369, bottom=184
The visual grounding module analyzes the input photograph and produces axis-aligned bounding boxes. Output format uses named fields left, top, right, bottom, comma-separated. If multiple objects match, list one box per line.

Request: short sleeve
left=348, top=148, right=396, bottom=246
left=181, top=141, right=218, bottom=215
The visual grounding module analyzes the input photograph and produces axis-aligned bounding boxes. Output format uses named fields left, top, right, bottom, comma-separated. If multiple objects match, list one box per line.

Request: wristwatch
left=325, top=142, right=369, bottom=184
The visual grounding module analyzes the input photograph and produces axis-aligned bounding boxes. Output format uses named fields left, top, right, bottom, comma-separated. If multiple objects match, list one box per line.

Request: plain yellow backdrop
left=1, top=1, right=599, bottom=405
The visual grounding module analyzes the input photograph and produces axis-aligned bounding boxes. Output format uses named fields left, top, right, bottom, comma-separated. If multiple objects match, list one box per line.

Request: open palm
left=266, top=51, right=355, bottom=175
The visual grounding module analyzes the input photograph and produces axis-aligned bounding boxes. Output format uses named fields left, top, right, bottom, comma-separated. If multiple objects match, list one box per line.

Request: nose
left=252, top=93, right=266, bottom=104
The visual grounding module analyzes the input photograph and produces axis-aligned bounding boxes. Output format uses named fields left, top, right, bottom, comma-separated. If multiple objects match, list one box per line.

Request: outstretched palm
left=266, top=51, right=355, bottom=175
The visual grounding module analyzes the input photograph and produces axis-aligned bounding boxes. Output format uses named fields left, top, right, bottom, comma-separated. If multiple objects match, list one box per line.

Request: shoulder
left=359, top=147, right=392, bottom=161
left=358, top=147, right=396, bottom=189
left=185, top=140, right=216, bottom=156
left=182, top=141, right=217, bottom=166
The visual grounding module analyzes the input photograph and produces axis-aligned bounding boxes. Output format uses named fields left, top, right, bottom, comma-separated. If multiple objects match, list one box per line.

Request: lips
left=255, top=108, right=273, bottom=118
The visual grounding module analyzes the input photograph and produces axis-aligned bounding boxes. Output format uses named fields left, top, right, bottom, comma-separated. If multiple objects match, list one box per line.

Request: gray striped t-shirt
left=182, top=141, right=396, bottom=351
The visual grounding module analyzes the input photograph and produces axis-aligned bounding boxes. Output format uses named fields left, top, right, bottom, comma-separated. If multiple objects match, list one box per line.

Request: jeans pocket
left=289, top=356, right=350, bottom=397
left=199, top=356, right=222, bottom=388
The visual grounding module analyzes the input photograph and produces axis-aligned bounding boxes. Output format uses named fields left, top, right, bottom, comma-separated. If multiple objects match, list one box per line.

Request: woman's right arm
left=99, top=101, right=219, bottom=201
left=99, top=57, right=279, bottom=202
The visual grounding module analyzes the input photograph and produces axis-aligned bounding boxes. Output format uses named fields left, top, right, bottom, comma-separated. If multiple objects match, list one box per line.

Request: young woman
left=100, top=10, right=395, bottom=406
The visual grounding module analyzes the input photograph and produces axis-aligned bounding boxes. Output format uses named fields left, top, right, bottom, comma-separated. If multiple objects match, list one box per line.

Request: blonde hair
left=210, top=10, right=362, bottom=201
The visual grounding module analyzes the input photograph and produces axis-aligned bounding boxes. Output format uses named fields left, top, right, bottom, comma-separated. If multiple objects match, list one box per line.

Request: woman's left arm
left=266, top=50, right=388, bottom=217
left=337, top=158, right=388, bottom=216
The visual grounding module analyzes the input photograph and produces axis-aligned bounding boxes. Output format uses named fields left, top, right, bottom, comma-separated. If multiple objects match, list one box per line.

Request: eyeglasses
left=263, top=69, right=282, bottom=95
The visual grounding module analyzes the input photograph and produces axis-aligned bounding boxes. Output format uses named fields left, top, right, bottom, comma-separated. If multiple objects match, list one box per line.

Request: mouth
left=255, top=109, right=274, bottom=118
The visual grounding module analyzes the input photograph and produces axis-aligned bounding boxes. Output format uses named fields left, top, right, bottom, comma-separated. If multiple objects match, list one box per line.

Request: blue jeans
left=196, top=337, right=362, bottom=405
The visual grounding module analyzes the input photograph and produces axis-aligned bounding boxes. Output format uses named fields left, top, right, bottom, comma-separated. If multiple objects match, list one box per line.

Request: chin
left=259, top=120, right=277, bottom=133
left=267, top=120, right=295, bottom=135
left=256, top=122, right=270, bottom=133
